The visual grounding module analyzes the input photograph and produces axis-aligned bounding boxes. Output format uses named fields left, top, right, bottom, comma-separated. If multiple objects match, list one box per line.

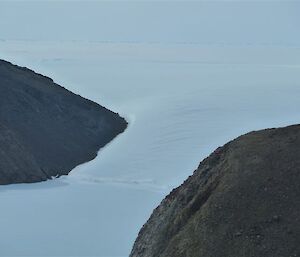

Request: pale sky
left=0, top=1, right=299, bottom=45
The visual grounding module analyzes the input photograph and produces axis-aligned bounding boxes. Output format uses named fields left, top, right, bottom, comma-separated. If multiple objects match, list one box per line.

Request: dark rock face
left=130, top=125, right=300, bottom=257
left=0, top=59, right=127, bottom=184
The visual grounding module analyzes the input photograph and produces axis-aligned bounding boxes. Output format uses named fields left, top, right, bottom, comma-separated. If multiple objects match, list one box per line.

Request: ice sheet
left=0, top=41, right=300, bottom=256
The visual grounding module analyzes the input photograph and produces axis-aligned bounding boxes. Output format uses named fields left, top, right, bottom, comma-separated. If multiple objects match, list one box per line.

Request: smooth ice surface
left=1, top=40, right=300, bottom=257
left=1, top=1, right=300, bottom=257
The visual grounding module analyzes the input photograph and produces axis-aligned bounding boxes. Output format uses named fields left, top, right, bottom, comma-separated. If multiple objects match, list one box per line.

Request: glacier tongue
left=0, top=40, right=299, bottom=256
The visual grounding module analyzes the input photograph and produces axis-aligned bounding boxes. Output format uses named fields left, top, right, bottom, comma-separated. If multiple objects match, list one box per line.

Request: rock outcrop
left=130, top=125, right=300, bottom=257
left=0, top=59, right=127, bottom=184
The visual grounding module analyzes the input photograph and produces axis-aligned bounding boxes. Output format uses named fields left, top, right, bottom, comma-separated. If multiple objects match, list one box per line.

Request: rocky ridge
left=130, top=124, right=300, bottom=257
left=0, top=59, right=127, bottom=184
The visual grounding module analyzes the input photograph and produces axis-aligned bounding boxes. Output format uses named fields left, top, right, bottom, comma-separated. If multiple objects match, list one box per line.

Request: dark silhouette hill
left=130, top=124, right=300, bottom=257
left=0, top=59, right=127, bottom=184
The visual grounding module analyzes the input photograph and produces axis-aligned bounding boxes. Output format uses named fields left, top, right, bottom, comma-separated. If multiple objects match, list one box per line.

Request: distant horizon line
left=1, top=38, right=300, bottom=48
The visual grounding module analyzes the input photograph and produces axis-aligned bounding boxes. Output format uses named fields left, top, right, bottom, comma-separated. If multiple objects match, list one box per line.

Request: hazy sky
left=0, top=1, right=299, bottom=44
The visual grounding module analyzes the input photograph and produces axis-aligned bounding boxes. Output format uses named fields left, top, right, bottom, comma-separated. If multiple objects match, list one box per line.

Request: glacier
left=0, top=1, right=300, bottom=256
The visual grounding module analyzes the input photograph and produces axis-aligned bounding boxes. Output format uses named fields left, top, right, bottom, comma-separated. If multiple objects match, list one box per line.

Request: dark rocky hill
left=0, top=59, right=127, bottom=184
left=130, top=124, right=300, bottom=257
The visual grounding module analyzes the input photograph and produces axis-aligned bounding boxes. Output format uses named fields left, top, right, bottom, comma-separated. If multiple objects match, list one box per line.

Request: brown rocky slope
left=130, top=124, right=300, bottom=257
